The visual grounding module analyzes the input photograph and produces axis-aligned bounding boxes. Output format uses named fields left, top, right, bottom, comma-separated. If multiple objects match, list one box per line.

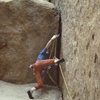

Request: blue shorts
left=37, top=48, right=49, bottom=60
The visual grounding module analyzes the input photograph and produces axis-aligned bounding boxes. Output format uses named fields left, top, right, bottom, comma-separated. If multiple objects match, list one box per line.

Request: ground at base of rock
left=0, top=81, right=62, bottom=100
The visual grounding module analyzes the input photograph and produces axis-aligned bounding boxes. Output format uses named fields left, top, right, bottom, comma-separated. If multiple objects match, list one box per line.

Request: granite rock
left=52, top=0, right=100, bottom=100
left=0, top=0, right=59, bottom=83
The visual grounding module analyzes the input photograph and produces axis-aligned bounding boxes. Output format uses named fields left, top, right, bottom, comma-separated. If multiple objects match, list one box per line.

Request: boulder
left=0, top=0, right=59, bottom=83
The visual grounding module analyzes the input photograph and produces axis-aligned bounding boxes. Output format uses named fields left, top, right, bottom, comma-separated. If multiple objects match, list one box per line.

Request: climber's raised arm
left=45, top=34, right=59, bottom=50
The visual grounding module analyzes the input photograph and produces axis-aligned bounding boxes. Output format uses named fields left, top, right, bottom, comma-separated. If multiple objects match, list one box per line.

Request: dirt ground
left=0, top=81, right=62, bottom=100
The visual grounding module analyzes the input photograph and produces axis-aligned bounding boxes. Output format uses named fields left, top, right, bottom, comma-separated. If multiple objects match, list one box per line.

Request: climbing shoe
left=56, top=58, right=65, bottom=64
left=27, top=90, right=34, bottom=99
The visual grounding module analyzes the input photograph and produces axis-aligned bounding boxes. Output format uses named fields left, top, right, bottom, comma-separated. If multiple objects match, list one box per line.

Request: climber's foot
left=27, top=90, right=34, bottom=99
left=56, top=58, right=65, bottom=64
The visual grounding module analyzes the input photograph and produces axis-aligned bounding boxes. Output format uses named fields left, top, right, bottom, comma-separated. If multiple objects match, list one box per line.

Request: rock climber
left=27, top=34, right=64, bottom=99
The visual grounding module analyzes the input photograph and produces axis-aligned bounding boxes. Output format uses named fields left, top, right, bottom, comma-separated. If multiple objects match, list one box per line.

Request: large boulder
left=0, top=0, right=59, bottom=83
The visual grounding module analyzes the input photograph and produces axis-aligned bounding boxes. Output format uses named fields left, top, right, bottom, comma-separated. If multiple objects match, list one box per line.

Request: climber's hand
left=51, top=34, right=59, bottom=40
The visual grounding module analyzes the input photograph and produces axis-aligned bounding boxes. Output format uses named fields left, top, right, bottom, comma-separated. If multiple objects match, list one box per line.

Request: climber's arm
left=45, top=34, right=59, bottom=50
left=45, top=38, right=53, bottom=50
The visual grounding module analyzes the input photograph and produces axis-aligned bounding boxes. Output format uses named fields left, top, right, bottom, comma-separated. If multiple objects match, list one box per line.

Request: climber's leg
left=34, top=70, right=44, bottom=89
left=27, top=58, right=64, bottom=99
left=39, top=58, right=65, bottom=68
left=27, top=70, right=43, bottom=99
left=36, top=59, right=55, bottom=69
left=36, top=58, right=65, bottom=69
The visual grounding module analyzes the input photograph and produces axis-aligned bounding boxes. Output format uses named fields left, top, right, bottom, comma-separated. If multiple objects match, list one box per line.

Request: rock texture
left=52, top=0, right=100, bottom=100
left=0, top=80, right=62, bottom=100
left=0, top=0, right=59, bottom=83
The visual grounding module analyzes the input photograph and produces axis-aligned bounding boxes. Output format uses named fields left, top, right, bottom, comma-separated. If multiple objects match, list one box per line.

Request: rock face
left=52, top=0, right=100, bottom=100
left=0, top=0, right=59, bottom=83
